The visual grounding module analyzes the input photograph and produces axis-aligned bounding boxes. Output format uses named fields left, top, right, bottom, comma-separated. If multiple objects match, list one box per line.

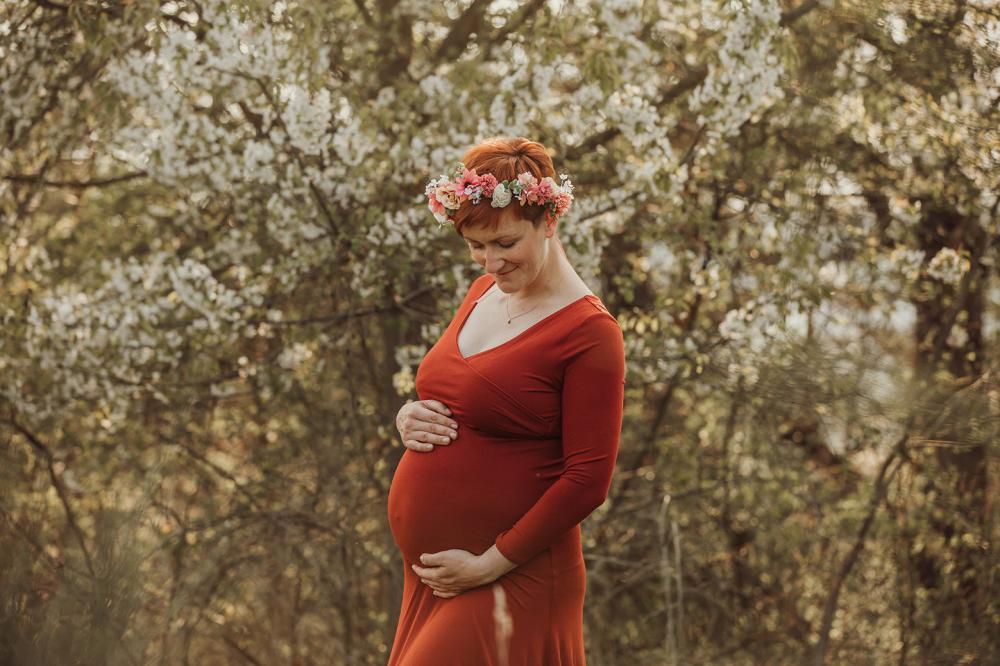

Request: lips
left=497, top=268, right=517, bottom=277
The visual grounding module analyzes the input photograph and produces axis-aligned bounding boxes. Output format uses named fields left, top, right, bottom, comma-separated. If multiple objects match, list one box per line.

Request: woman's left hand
left=412, top=547, right=514, bottom=598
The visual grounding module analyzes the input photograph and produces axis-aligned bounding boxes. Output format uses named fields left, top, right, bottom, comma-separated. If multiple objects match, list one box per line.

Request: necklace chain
left=504, top=293, right=539, bottom=325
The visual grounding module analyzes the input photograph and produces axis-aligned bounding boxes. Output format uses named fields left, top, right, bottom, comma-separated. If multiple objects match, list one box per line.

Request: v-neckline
left=454, top=276, right=597, bottom=362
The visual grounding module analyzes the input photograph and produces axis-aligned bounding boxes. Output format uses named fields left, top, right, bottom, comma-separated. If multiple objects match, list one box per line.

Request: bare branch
left=30, top=0, right=68, bottom=11
left=2, top=171, right=147, bottom=188
left=809, top=372, right=986, bottom=664
left=780, top=0, right=825, bottom=28
left=8, top=417, right=97, bottom=579
left=352, top=0, right=374, bottom=26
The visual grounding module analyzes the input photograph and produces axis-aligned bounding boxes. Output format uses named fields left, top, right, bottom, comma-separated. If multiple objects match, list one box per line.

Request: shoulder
left=583, top=308, right=624, bottom=346
left=560, top=306, right=626, bottom=383
left=580, top=299, right=623, bottom=337
left=563, top=301, right=624, bottom=357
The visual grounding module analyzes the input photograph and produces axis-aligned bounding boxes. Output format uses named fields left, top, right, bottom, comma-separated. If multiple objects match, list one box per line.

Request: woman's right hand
left=396, top=400, right=459, bottom=452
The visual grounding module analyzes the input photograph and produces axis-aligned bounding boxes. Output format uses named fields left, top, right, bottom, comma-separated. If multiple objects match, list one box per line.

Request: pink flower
left=479, top=173, right=498, bottom=197
left=514, top=172, right=538, bottom=205
left=458, top=168, right=483, bottom=193
left=552, top=190, right=573, bottom=217
left=525, top=178, right=554, bottom=205
left=517, top=172, right=537, bottom=188
left=428, top=193, right=446, bottom=215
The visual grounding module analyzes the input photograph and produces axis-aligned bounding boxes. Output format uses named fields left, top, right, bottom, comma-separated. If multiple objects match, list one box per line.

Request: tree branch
left=352, top=0, right=374, bottom=26
left=431, top=0, right=494, bottom=65
left=809, top=369, right=985, bottom=664
left=566, top=0, right=825, bottom=162
left=477, top=0, right=545, bottom=62
left=30, top=0, right=68, bottom=11
left=565, top=64, right=708, bottom=162
left=2, top=171, right=147, bottom=188
left=779, top=0, right=825, bottom=28
left=8, top=417, right=97, bottom=579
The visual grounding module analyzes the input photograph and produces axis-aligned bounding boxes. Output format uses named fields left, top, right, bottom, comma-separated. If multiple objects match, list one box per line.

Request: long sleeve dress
left=386, top=273, right=626, bottom=666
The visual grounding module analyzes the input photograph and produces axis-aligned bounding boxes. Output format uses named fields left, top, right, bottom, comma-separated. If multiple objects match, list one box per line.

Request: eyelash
left=471, top=241, right=515, bottom=250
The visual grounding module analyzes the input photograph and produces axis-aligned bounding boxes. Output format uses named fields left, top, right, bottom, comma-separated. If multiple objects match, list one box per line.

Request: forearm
left=493, top=473, right=612, bottom=565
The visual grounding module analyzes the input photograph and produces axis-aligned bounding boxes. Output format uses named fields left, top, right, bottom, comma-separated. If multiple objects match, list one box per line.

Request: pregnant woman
left=386, top=137, right=625, bottom=665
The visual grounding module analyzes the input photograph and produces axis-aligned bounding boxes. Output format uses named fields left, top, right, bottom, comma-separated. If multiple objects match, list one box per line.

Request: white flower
left=392, top=366, right=415, bottom=395
left=927, top=247, right=968, bottom=285
left=491, top=183, right=512, bottom=208
left=818, top=260, right=849, bottom=289
left=887, top=247, right=926, bottom=283
left=277, top=342, right=312, bottom=370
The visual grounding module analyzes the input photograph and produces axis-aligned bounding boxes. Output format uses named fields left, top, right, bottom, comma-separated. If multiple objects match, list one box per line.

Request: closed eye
left=470, top=241, right=516, bottom=250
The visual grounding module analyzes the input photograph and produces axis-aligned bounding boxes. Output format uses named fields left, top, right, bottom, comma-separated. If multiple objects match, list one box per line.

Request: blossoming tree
left=1, top=0, right=997, bottom=663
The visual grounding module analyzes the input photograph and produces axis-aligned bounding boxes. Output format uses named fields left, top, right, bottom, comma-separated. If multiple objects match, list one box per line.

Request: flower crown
left=424, top=162, right=574, bottom=227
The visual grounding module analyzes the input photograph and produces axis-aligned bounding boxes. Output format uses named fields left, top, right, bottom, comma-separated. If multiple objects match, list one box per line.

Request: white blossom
left=927, top=247, right=969, bottom=285
left=491, top=183, right=512, bottom=208
left=688, top=0, right=786, bottom=148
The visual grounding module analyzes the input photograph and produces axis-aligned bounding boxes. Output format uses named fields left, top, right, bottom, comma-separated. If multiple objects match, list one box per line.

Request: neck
left=508, top=236, right=569, bottom=304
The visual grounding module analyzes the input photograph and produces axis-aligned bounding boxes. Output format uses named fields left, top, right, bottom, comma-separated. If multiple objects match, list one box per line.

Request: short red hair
left=450, top=137, right=558, bottom=236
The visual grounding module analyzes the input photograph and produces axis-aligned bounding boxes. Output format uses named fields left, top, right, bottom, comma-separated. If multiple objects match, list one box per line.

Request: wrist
left=478, top=544, right=517, bottom=583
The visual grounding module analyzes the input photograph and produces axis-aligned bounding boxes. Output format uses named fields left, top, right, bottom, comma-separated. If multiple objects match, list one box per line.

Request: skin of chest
left=457, top=291, right=555, bottom=358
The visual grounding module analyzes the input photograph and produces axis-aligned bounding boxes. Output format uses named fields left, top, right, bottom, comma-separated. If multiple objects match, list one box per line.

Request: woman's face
left=461, top=209, right=553, bottom=293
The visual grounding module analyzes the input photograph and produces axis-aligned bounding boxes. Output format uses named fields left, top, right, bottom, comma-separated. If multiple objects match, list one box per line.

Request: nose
left=483, top=248, right=507, bottom=274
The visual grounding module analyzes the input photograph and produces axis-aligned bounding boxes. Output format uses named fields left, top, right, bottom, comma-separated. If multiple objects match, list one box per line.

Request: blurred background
left=1, top=0, right=997, bottom=664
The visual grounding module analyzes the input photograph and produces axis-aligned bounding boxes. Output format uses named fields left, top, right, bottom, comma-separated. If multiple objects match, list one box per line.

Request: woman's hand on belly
left=411, top=545, right=517, bottom=598
left=396, top=399, right=460, bottom=452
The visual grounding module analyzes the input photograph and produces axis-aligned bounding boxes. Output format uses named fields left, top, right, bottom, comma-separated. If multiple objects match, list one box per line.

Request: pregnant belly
left=387, top=429, right=562, bottom=564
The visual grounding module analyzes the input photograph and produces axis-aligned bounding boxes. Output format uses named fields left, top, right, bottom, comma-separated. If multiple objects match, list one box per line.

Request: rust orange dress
left=386, top=273, right=625, bottom=666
